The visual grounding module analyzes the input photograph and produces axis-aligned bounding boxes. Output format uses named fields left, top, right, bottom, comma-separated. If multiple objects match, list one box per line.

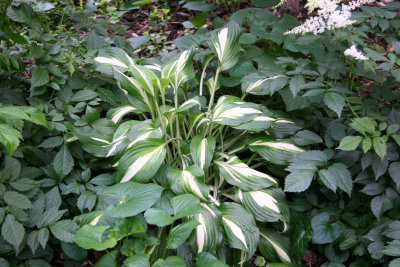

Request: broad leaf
left=0, top=123, right=22, bottom=155
left=190, top=135, right=216, bottom=171
left=74, top=225, right=117, bottom=251
left=311, top=212, right=342, bottom=244
left=53, top=145, right=74, bottom=179
left=167, top=220, right=199, bottom=249
left=318, top=163, right=352, bottom=196
left=117, top=138, right=166, bottom=183
left=220, top=202, right=259, bottom=261
left=49, top=220, right=78, bottom=243
left=215, top=156, right=277, bottom=191
left=109, top=217, right=146, bottom=240
left=102, top=182, right=163, bottom=218
left=259, top=228, right=291, bottom=264
left=323, top=92, right=345, bottom=117
left=338, top=136, right=363, bottom=151
left=3, top=191, right=32, bottom=209
left=1, top=215, right=24, bottom=250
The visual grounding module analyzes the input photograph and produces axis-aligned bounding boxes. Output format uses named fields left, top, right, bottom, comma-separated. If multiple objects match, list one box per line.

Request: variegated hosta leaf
left=107, top=121, right=138, bottom=158
left=112, top=67, right=149, bottom=99
left=128, top=64, right=159, bottom=96
left=258, top=228, right=291, bottom=264
left=117, top=138, right=166, bottom=183
left=191, top=203, right=223, bottom=253
left=126, top=120, right=163, bottom=149
left=176, top=96, right=203, bottom=113
left=219, top=202, right=259, bottom=261
left=233, top=113, right=275, bottom=132
left=190, top=135, right=216, bottom=171
left=248, top=137, right=304, bottom=165
left=162, top=49, right=194, bottom=88
left=167, top=165, right=209, bottom=201
left=241, top=73, right=287, bottom=95
left=94, top=47, right=134, bottom=72
left=215, top=156, right=277, bottom=191
left=212, top=95, right=262, bottom=126
left=236, top=188, right=290, bottom=225
left=74, top=129, right=113, bottom=158
left=107, top=106, right=138, bottom=124
left=209, top=22, right=241, bottom=71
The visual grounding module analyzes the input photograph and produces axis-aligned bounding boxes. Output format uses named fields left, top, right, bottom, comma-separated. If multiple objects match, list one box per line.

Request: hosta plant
left=73, top=22, right=305, bottom=266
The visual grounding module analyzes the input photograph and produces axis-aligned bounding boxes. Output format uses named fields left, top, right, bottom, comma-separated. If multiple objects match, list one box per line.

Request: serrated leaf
left=74, top=225, right=117, bottom=251
left=1, top=215, right=24, bottom=249
left=284, top=164, right=317, bottom=192
left=373, top=136, right=387, bottom=160
left=337, top=136, right=363, bottom=151
left=318, top=163, right=352, bottom=196
left=4, top=191, right=32, bottom=209
left=49, top=220, right=78, bottom=243
left=0, top=123, right=22, bottom=156
left=38, top=136, right=63, bottom=148
left=27, top=231, right=39, bottom=254
left=31, top=68, right=49, bottom=88
left=293, top=130, right=322, bottom=146
left=37, top=208, right=66, bottom=228
left=102, top=181, right=163, bottom=218
left=289, top=75, right=305, bottom=97
left=38, top=227, right=49, bottom=248
left=323, top=92, right=345, bottom=117
left=362, top=137, right=372, bottom=153
left=10, top=178, right=35, bottom=191
left=311, top=212, right=342, bottom=244
left=53, top=145, right=74, bottom=179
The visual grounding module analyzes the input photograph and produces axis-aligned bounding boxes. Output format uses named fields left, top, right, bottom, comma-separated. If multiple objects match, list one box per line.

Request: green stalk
left=207, top=67, right=221, bottom=112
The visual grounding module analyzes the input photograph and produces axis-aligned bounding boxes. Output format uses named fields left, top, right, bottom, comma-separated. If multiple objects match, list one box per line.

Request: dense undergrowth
left=0, top=0, right=400, bottom=266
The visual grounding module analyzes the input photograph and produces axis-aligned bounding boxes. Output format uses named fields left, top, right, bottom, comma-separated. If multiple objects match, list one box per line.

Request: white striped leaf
left=117, top=138, right=166, bottom=183
left=126, top=120, right=163, bottom=149
left=248, top=138, right=304, bottom=165
left=242, top=73, right=287, bottom=95
left=212, top=95, right=262, bottom=126
left=107, top=106, right=138, bottom=124
left=236, top=188, right=290, bottom=224
left=128, top=64, right=159, bottom=96
left=191, top=203, right=223, bottom=253
left=258, top=228, right=291, bottom=264
left=219, top=202, right=259, bottom=261
left=74, top=129, right=113, bottom=158
left=112, top=67, right=147, bottom=97
left=94, top=47, right=134, bottom=71
left=106, top=121, right=139, bottom=158
left=233, top=113, right=275, bottom=132
left=167, top=165, right=209, bottom=201
left=102, top=181, right=164, bottom=218
left=176, top=96, right=203, bottom=113
left=209, top=22, right=241, bottom=71
left=190, top=135, right=216, bottom=171
left=161, top=49, right=194, bottom=88
left=215, top=156, right=277, bottom=191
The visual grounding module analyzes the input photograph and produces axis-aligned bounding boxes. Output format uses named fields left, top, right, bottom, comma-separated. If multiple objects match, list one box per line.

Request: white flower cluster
left=344, top=45, right=368, bottom=60
left=285, top=0, right=375, bottom=35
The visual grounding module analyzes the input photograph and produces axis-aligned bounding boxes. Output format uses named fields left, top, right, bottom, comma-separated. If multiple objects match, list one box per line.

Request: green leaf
left=109, top=217, right=145, bottom=241
left=144, top=208, right=174, bottom=227
left=389, top=259, right=400, bottom=267
left=190, top=135, right=216, bottom=171
left=31, top=68, right=49, bottom=88
left=102, top=181, right=163, bottom=218
left=77, top=191, right=97, bottom=212
left=167, top=165, right=209, bottom=201
left=171, top=194, right=202, bottom=219
left=161, top=49, right=194, bottom=89
left=382, top=240, right=400, bottom=256
left=6, top=3, right=36, bottom=23
left=220, top=202, right=259, bottom=261
left=122, top=254, right=149, bottom=267
left=152, top=256, right=186, bottom=267
left=373, top=136, right=387, bottom=160
left=192, top=203, right=223, bottom=253
left=289, top=75, right=305, bottom=97
left=323, top=92, right=345, bottom=117
left=4, top=191, right=32, bottom=209
left=284, top=164, right=317, bottom=192
left=209, top=22, right=241, bottom=71
left=61, top=242, right=87, bottom=261
left=311, top=212, right=342, bottom=244
left=117, top=138, right=166, bottom=183
left=259, top=228, right=291, bottom=264
left=215, top=156, right=277, bottom=191
left=337, top=136, right=363, bottom=151
left=0, top=123, right=22, bottom=156
left=248, top=137, right=304, bottom=165
left=196, top=252, right=229, bottom=267
left=37, top=208, right=66, bottom=228
left=10, top=178, right=35, bottom=191
left=74, top=225, right=117, bottom=251
left=236, top=188, right=290, bottom=225
left=212, top=96, right=262, bottom=126
left=95, top=250, right=118, bottom=267
left=293, top=130, right=322, bottom=146
left=71, top=89, right=98, bottom=102
left=87, top=31, right=104, bottom=50
left=1, top=215, right=24, bottom=249
left=167, top=220, right=199, bottom=249
left=53, top=145, right=74, bottom=179
left=318, top=163, right=352, bottom=196
left=349, top=117, right=377, bottom=135
left=38, top=228, right=49, bottom=248
left=362, top=137, right=372, bottom=153
left=107, top=106, right=137, bottom=124
left=49, top=220, right=78, bottom=243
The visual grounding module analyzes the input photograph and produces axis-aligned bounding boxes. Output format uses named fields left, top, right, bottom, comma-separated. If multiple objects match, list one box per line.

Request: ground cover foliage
left=0, top=0, right=400, bottom=266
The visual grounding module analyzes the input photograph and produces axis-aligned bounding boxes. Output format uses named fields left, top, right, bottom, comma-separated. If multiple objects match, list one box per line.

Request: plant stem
left=207, top=67, right=220, bottom=112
